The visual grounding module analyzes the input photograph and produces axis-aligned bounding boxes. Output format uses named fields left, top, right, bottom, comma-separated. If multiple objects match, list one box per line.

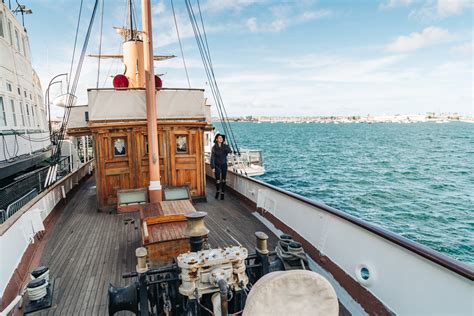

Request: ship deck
left=33, top=177, right=278, bottom=315
left=32, top=177, right=349, bottom=315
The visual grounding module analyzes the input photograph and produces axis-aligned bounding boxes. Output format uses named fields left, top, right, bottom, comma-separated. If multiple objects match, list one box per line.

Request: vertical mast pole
left=142, top=0, right=162, bottom=202
left=128, top=0, right=134, bottom=40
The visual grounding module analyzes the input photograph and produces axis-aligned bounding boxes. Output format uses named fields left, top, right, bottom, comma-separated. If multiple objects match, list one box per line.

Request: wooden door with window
left=95, top=129, right=134, bottom=209
left=169, top=128, right=204, bottom=197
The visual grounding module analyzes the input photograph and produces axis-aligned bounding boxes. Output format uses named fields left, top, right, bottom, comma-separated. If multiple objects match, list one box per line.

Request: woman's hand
left=212, top=169, right=215, bottom=173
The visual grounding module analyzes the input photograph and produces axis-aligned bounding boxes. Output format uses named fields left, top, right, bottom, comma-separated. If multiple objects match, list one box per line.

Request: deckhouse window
left=10, top=99, right=17, bottom=126
left=0, top=97, right=6, bottom=126
left=176, top=135, right=188, bottom=153
left=0, top=11, right=5, bottom=38
left=113, top=137, right=127, bottom=157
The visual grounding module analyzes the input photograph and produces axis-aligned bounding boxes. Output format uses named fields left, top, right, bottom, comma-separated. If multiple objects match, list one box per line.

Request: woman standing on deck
left=211, top=133, right=232, bottom=200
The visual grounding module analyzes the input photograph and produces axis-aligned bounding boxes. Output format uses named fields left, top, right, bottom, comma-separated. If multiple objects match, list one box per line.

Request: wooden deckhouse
left=67, top=19, right=211, bottom=211
left=68, top=88, right=211, bottom=211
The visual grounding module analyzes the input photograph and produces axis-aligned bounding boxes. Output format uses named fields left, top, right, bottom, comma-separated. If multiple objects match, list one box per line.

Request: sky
left=17, top=0, right=474, bottom=116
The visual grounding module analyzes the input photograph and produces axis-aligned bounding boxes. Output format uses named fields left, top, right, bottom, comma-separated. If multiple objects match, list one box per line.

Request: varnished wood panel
left=92, top=122, right=206, bottom=211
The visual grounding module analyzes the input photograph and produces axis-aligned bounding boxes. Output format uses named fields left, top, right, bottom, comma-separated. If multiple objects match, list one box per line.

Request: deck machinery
left=107, top=212, right=333, bottom=315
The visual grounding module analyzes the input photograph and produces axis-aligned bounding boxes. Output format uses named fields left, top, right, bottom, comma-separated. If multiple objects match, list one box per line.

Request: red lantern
left=154, top=75, right=162, bottom=90
left=113, top=75, right=129, bottom=89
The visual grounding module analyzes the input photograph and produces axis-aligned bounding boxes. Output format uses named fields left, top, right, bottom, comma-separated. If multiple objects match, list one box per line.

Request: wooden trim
left=92, top=117, right=208, bottom=122
left=145, top=215, right=187, bottom=225
left=87, top=87, right=205, bottom=92
left=226, top=172, right=474, bottom=281
left=143, top=221, right=150, bottom=243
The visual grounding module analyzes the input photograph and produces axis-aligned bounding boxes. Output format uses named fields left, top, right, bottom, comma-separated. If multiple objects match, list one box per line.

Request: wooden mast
left=141, top=0, right=162, bottom=202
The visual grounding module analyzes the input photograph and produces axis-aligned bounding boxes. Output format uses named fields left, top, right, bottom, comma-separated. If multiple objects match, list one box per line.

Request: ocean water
left=215, top=122, right=474, bottom=265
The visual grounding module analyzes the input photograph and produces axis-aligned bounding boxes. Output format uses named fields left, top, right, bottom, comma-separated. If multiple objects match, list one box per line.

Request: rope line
left=185, top=0, right=248, bottom=175
left=171, top=0, right=191, bottom=88
left=67, top=0, right=84, bottom=93
left=53, top=0, right=99, bottom=163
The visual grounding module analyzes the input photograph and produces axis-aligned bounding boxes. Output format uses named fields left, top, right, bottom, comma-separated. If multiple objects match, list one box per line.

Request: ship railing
left=0, top=156, right=71, bottom=223
left=0, top=188, right=38, bottom=224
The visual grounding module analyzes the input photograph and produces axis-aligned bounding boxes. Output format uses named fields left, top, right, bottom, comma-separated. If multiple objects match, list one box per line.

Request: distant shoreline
left=214, top=115, right=474, bottom=124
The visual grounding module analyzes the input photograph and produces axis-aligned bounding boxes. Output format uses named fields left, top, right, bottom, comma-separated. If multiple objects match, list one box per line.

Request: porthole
left=355, top=263, right=376, bottom=287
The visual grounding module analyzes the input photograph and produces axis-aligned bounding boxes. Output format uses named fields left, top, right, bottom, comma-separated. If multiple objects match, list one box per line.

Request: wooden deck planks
left=196, top=184, right=279, bottom=251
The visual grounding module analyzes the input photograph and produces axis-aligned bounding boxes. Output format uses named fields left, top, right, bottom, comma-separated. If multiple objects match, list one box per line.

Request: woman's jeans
left=214, top=163, right=228, bottom=196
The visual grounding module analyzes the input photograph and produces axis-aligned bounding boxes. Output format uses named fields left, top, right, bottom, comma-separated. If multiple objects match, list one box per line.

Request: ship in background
left=0, top=1, right=51, bottom=182
left=0, top=1, right=90, bottom=225
left=0, top=1, right=472, bottom=315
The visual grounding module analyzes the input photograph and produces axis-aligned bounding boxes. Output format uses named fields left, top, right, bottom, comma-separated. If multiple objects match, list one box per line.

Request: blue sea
left=216, top=121, right=474, bottom=265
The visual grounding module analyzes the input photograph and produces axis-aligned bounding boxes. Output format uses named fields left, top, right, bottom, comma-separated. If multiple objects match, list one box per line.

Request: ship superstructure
left=0, top=2, right=51, bottom=181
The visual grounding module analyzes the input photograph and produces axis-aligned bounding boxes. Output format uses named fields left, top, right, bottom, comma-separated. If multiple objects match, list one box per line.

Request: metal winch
left=177, top=245, right=249, bottom=298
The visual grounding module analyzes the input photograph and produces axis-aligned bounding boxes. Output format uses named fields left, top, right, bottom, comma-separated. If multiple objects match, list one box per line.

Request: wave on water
left=216, top=121, right=474, bottom=265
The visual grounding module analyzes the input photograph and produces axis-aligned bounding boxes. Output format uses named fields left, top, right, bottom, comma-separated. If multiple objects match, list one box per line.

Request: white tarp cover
left=243, top=270, right=339, bottom=316
left=87, top=89, right=210, bottom=122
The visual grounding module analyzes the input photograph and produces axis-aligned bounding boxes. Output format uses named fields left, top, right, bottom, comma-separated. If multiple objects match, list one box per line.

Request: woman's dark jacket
left=210, top=144, right=232, bottom=168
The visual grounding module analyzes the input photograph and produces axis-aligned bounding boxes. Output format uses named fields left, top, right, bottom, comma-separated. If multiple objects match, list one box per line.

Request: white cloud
left=202, top=0, right=264, bottom=12
left=436, top=0, right=472, bottom=17
left=450, top=41, right=474, bottom=54
left=410, top=0, right=472, bottom=20
left=298, top=10, right=332, bottom=21
left=386, top=26, right=454, bottom=52
left=379, top=0, right=413, bottom=10
left=152, top=1, right=166, bottom=15
left=245, top=7, right=332, bottom=33
left=212, top=53, right=472, bottom=116
left=246, top=17, right=258, bottom=32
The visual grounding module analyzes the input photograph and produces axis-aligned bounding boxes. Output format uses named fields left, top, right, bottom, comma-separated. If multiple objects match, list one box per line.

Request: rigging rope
left=170, top=0, right=191, bottom=88
left=67, top=0, right=84, bottom=93
left=195, top=0, right=241, bottom=155
left=184, top=0, right=231, bottom=146
left=53, top=0, right=99, bottom=164
left=185, top=0, right=248, bottom=175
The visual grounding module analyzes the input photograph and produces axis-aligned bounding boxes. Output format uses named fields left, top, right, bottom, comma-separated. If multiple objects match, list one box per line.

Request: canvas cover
left=88, top=89, right=210, bottom=121
left=243, top=270, right=339, bottom=316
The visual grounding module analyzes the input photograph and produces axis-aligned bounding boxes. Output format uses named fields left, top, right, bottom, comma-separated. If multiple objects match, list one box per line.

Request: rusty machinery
left=108, top=212, right=308, bottom=316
